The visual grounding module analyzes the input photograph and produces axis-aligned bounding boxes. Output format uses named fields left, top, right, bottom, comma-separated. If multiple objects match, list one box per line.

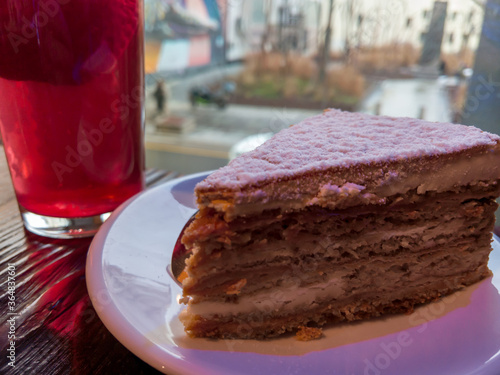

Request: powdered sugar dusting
left=198, top=109, right=500, bottom=190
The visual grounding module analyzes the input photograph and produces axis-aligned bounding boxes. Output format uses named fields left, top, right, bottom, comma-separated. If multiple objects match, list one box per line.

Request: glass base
left=21, top=209, right=112, bottom=239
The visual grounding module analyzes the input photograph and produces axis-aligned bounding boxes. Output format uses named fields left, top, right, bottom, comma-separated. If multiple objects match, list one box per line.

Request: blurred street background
left=143, top=0, right=499, bottom=176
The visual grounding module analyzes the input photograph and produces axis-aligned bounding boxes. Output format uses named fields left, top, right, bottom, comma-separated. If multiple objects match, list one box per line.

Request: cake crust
left=197, top=109, right=500, bottom=192
left=194, top=110, right=500, bottom=221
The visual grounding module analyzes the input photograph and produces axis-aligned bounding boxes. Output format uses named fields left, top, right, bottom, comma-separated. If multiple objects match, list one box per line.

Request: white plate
left=86, top=172, right=500, bottom=375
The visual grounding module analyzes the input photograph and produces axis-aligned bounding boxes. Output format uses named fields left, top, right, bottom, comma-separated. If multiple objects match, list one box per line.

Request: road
left=144, top=66, right=455, bottom=174
left=145, top=101, right=320, bottom=174
left=360, top=78, right=452, bottom=123
left=144, top=62, right=324, bottom=173
left=146, top=63, right=243, bottom=103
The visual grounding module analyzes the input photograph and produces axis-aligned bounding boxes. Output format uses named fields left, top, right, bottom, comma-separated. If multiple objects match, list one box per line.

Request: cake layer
left=184, top=222, right=494, bottom=297
left=182, top=197, right=498, bottom=294
left=184, top=235, right=491, bottom=303
left=184, top=183, right=500, bottom=247
left=194, top=110, right=500, bottom=220
left=184, top=196, right=498, bottom=274
left=197, top=110, right=500, bottom=192
left=198, top=149, right=500, bottom=220
left=187, top=216, right=487, bottom=276
left=181, top=267, right=488, bottom=339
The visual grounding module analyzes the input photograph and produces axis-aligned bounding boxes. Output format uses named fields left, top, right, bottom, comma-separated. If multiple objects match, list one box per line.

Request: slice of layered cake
left=179, top=109, right=500, bottom=339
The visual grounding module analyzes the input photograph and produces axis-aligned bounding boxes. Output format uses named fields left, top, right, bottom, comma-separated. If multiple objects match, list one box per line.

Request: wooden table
left=0, top=146, right=176, bottom=374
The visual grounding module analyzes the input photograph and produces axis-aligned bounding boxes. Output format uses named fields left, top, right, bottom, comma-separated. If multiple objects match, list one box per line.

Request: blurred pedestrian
left=153, top=80, right=167, bottom=113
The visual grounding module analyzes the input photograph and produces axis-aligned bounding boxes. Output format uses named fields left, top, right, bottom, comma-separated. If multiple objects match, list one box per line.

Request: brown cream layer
left=185, top=221, right=491, bottom=285
left=181, top=267, right=489, bottom=339
left=184, top=198, right=497, bottom=278
left=182, top=197, right=497, bottom=293
left=183, top=185, right=500, bottom=248
left=184, top=236, right=491, bottom=302
left=186, top=259, right=489, bottom=317
left=184, top=216, right=494, bottom=290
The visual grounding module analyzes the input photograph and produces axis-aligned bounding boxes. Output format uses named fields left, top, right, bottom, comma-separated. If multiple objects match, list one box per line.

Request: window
left=252, top=0, right=265, bottom=25
left=468, top=10, right=474, bottom=22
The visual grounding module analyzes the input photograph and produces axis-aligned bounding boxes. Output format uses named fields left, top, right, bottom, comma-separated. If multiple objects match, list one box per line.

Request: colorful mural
left=144, top=0, right=224, bottom=73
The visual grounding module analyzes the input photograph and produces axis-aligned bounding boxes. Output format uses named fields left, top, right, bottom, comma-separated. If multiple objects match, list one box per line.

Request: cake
left=179, top=109, right=500, bottom=339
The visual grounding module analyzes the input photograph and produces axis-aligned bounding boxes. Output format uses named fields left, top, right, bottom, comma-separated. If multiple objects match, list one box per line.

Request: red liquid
left=0, top=0, right=145, bottom=217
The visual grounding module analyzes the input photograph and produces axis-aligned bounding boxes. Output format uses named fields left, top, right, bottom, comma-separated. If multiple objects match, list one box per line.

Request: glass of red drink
left=0, top=0, right=145, bottom=238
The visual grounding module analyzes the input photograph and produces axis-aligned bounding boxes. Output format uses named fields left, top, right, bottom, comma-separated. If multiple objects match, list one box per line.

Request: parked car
left=189, top=81, right=235, bottom=110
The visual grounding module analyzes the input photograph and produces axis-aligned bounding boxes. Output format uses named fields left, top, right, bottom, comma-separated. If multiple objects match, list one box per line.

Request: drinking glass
left=0, top=0, right=145, bottom=238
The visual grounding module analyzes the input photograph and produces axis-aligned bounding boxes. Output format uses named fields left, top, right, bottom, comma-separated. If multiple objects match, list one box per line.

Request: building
left=144, top=0, right=224, bottom=73
left=224, top=0, right=484, bottom=62
left=225, top=0, right=323, bottom=60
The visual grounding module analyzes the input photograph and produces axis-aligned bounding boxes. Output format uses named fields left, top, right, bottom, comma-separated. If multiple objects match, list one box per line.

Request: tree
left=257, top=0, right=274, bottom=73
left=318, top=0, right=334, bottom=84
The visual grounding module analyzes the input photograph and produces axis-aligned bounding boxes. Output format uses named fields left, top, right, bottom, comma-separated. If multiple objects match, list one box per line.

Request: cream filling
left=196, top=219, right=466, bottom=276
left=186, top=274, right=347, bottom=317
left=209, top=151, right=500, bottom=218
left=360, top=218, right=467, bottom=245
left=376, top=152, right=500, bottom=196
left=184, top=239, right=491, bottom=318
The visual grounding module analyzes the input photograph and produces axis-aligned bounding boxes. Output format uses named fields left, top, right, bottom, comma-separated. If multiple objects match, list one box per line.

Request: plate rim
left=86, top=171, right=209, bottom=375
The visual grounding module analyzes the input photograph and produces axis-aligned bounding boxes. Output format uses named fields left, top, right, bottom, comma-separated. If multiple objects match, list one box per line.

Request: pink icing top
left=197, top=109, right=500, bottom=190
